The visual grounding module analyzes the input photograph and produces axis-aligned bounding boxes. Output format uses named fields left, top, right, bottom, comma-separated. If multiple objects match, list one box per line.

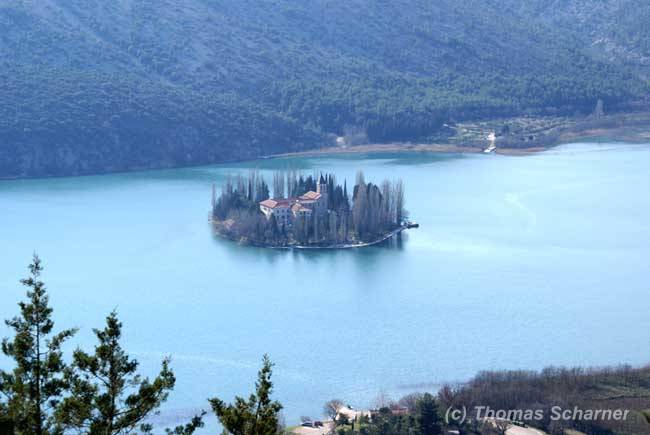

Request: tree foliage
left=324, top=399, right=344, bottom=420
left=1, top=256, right=203, bottom=435
left=164, top=411, right=206, bottom=435
left=209, top=354, right=283, bottom=435
left=332, top=393, right=443, bottom=435
left=415, top=393, right=442, bottom=435
left=55, top=311, right=176, bottom=434
left=0, top=254, right=77, bottom=435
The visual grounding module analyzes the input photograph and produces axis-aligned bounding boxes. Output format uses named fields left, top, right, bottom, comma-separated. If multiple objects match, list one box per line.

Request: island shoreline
left=209, top=216, right=412, bottom=250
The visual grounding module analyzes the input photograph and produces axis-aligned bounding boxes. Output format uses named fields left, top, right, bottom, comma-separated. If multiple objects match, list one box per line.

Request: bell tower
left=316, top=174, right=327, bottom=195
left=316, top=174, right=328, bottom=211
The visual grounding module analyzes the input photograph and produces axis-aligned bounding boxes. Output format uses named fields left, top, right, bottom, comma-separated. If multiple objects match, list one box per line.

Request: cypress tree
left=0, top=254, right=77, bottom=435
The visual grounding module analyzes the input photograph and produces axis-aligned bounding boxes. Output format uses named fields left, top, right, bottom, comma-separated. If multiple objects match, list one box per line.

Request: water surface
left=1, top=143, right=649, bottom=425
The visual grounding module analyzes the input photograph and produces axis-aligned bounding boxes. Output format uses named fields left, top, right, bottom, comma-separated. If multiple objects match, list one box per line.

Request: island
left=209, top=171, right=415, bottom=248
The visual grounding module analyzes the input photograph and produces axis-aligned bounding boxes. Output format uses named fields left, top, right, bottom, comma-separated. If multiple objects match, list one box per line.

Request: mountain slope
left=499, top=0, right=650, bottom=78
left=0, top=0, right=648, bottom=177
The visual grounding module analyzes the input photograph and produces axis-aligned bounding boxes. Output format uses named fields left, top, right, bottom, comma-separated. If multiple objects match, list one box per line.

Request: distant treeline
left=437, top=365, right=650, bottom=434
left=325, top=364, right=650, bottom=435
left=211, top=171, right=406, bottom=247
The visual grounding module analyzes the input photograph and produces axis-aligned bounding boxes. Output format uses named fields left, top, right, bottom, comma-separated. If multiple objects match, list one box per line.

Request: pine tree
left=0, top=254, right=77, bottom=435
left=415, top=393, right=442, bottom=435
left=164, top=411, right=206, bottom=435
left=209, top=354, right=283, bottom=435
left=55, top=311, right=176, bottom=434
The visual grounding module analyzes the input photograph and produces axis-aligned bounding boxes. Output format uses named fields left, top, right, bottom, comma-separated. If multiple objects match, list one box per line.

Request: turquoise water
left=1, top=143, right=650, bottom=427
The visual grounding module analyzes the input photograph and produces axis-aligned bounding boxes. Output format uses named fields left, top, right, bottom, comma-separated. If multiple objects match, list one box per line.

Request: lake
left=1, top=142, right=650, bottom=427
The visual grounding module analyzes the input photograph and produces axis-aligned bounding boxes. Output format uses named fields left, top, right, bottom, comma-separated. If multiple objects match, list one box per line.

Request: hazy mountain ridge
left=1, top=0, right=648, bottom=178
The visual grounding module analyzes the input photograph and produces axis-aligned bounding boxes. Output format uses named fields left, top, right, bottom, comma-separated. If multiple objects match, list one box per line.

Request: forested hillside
left=502, top=0, right=650, bottom=78
left=1, top=0, right=648, bottom=177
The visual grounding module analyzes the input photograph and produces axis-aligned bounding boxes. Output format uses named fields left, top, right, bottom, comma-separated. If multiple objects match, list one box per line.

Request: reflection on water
left=211, top=230, right=408, bottom=268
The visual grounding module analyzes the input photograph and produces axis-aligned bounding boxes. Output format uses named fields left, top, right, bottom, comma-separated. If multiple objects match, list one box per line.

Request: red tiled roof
left=260, top=198, right=292, bottom=209
left=261, top=191, right=321, bottom=210
left=299, top=191, right=321, bottom=201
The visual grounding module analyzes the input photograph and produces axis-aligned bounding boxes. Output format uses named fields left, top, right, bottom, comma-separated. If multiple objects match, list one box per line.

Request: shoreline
left=210, top=217, right=411, bottom=250
left=3, top=113, right=650, bottom=182
left=266, top=113, right=650, bottom=160
left=265, top=135, right=649, bottom=161
left=265, top=143, right=548, bottom=159
left=281, top=225, right=409, bottom=250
